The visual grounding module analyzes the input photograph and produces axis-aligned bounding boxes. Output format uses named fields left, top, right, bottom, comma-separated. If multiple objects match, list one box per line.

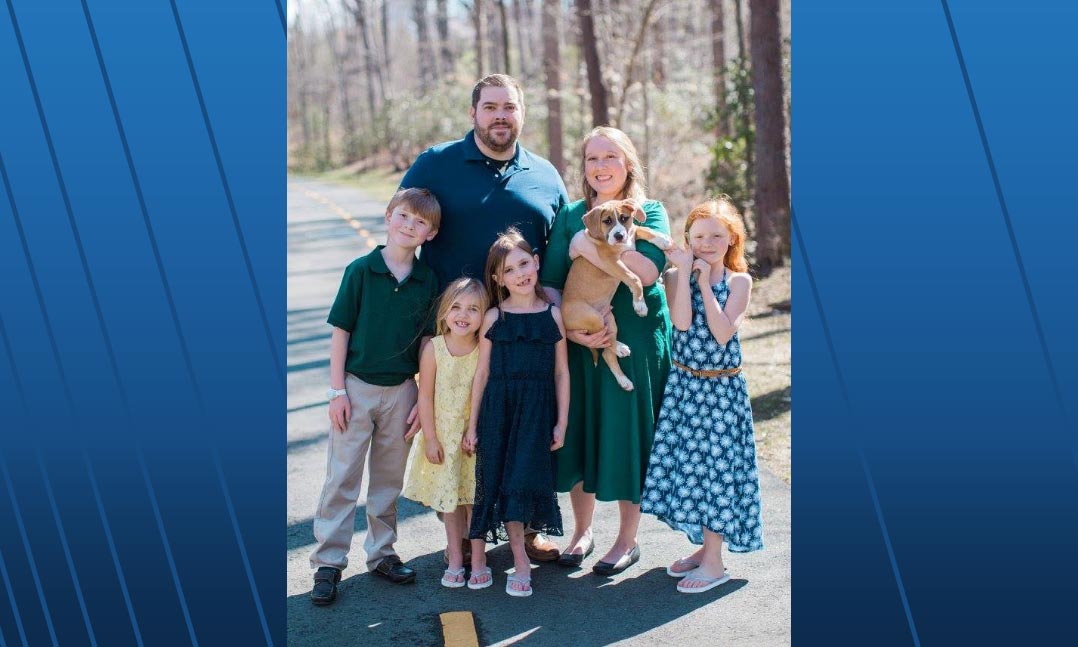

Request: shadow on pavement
left=288, top=497, right=434, bottom=552
left=287, top=545, right=748, bottom=646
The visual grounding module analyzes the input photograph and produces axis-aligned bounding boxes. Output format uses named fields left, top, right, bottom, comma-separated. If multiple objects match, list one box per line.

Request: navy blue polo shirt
left=399, top=130, right=568, bottom=288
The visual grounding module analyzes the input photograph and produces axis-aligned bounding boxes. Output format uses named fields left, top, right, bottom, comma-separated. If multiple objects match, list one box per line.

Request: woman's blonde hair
left=581, top=127, right=648, bottom=210
left=434, top=278, right=489, bottom=337
left=684, top=196, right=749, bottom=273
left=483, top=228, right=550, bottom=309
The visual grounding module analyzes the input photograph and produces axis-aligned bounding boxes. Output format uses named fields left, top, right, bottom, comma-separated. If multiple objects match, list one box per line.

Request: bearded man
left=399, top=74, right=568, bottom=562
left=399, top=74, right=568, bottom=290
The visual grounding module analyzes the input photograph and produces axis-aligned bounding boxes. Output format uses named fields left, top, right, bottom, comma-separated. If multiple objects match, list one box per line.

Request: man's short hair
left=386, top=187, right=442, bottom=231
left=470, top=74, right=525, bottom=111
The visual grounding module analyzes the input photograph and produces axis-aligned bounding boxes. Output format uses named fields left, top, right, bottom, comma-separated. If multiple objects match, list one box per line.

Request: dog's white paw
left=633, top=300, right=648, bottom=317
left=615, top=342, right=631, bottom=358
left=652, top=234, right=673, bottom=251
left=616, top=375, right=635, bottom=391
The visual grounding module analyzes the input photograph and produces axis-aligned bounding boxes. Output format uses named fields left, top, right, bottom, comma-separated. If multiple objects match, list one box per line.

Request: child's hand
left=665, top=244, right=693, bottom=269
left=550, top=424, right=566, bottom=452
left=404, top=402, right=421, bottom=439
left=692, top=258, right=712, bottom=282
left=462, top=428, right=478, bottom=456
left=424, top=437, right=444, bottom=465
left=329, top=393, right=350, bottom=432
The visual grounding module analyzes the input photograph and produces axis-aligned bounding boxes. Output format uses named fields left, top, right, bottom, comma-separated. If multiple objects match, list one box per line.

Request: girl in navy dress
left=641, top=197, right=764, bottom=593
left=463, top=229, right=569, bottom=597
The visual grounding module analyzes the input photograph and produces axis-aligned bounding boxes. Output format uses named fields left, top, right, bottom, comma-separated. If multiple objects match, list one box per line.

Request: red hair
left=684, top=196, right=749, bottom=273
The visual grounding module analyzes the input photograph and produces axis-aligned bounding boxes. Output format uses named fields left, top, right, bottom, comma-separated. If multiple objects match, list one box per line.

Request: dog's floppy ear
left=581, top=206, right=605, bottom=239
left=629, top=202, right=647, bottom=223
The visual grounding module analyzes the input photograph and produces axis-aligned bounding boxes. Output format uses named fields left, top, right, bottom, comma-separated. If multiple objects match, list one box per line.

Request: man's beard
left=476, top=121, right=519, bottom=154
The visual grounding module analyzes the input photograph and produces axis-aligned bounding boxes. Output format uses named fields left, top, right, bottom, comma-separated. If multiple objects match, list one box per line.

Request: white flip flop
left=441, top=567, right=466, bottom=588
left=676, top=569, right=731, bottom=594
left=666, top=558, right=701, bottom=578
left=505, top=574, right=533, bottom=597
left=467, top=566, right=493, bottom=590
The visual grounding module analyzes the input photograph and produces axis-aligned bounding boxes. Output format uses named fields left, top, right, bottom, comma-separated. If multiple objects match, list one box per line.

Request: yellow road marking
left=440, top=611, right=478, bottom=647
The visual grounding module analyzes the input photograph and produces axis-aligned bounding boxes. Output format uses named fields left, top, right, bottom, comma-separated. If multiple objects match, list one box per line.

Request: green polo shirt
left=327, top=246, right=438, bottom=386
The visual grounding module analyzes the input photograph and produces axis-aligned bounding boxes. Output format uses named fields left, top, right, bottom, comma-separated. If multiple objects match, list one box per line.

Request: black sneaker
left=372, top=555, right=416, bottom=584
left=310, top=567, right=341, bottom=606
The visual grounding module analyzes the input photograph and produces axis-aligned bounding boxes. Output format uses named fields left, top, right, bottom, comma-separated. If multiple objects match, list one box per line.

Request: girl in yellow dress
left=403, top=278, right=488, bottom=587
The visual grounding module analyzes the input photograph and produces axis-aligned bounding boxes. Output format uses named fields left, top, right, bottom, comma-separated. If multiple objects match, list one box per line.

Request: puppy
left=561, top=200, right=672, bottom=391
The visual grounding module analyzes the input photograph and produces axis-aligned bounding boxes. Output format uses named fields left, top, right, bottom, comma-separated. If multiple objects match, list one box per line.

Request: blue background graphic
left=795, top=1, right=1078, bottom=644
left=2, top=0, right=1077, bottom=645
left=0, top=0, right=283, bottom=645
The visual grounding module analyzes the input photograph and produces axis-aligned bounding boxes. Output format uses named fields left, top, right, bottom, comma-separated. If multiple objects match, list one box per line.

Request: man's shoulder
left=519, top=146, right=560, bottom=176
left=417, top=135, right=469, bottom=161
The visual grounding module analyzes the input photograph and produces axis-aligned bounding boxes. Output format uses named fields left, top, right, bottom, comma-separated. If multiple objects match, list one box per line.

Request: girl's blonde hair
left=434, top=278, right=489, bottom=337
left=581, top=127, right=648, bottom=210
left=684, top=196, right=749, bottom=273
left=483, top=228, right=550, bottom=309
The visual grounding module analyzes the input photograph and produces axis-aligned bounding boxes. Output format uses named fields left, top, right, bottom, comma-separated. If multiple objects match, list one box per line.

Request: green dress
left=540, top=199, right=672, bottom=503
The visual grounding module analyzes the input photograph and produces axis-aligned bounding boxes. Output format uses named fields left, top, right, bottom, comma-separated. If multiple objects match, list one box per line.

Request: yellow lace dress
left=403, top=336, right=479, bottom=512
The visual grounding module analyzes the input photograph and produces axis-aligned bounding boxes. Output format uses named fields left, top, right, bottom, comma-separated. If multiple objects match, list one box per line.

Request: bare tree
left=322, top=0, right=358, bottom=162
left=512, top=0, right=530, bottom=78
left=711, top=0, right=726, bottom=136
left=414, top=0, right=438, bottom=84
left=749, top=0, right=789, bottom=275
left=613, top=0, right=660, bottom=127
left=381, top=0, right=391, bottom=79
left=496, top=0, right=511, bottom=73
left=469, top=0, right=487, bottom=79
left=343, top=0, right=385, bottom=119
left=436, top=0, right=453, bottom=78
left=542, top=0, right=564, bottom=174
left=576, top=0, right=609, bottom=126
left=288, top=15, right=314, bottom=160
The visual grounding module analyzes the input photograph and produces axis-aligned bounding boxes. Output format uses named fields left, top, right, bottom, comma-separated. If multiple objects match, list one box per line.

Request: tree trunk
left=651, top=9, right=666, bottom=88
left=498, top=0, right=511, bottom=74
left=734, top=0, right=754, bottom=206
left=541, top=0, right=564, bottom=174
left=613, top=0, right=660, bottom=127
left=711, top=0, right=727, bottom=137
left=413, top=0, right=438, bottom=84
left=576, top=0, right=609, bottom=126
left=749, top=0, right=790, bottom=275
left=346, top=0, right=382, bottom=118
left=513, top=0, right=529, bottom=78
left=474, top=0, right=486, bottom=79
left=436, top=0, right=452, bottom=79
left=381, top=0, right=391, bottom=81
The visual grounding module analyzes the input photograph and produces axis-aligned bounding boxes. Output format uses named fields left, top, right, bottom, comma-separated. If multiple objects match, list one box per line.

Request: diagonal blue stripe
left=939, top=0, right=1068, bottom=420
left=0, top=458, right=58, bottom=646
left=793, top=209, right=921, bottom=645
left=0, top=153, right=75, bottom=411
left=0, top=323, right=30, bottom=647
left=0, top=233, right=96, bottom=647
left=35, top=456, right=96, bottom=646
left=0, top=543, right=27, bottom=647
left=859, top=451, right=920, bottom=646
left=275, top=0, right=285, bottom=32
left=77, top=0, right=203, bottom=428
left=76, top=5, right=276, bottom=639
left=136, top=452, right=199, bottom=647
left=212, top=451, right=273, bottom=646
left=168, top=0, right=286, bottom=387
left=83, top=455, right=144, bottom=647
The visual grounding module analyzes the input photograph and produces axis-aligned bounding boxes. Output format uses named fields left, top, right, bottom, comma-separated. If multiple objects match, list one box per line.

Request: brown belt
left=672, top=360, right=742, bottom=378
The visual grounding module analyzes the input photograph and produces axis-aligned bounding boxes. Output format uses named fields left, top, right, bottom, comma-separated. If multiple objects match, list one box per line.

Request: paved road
left=286, top=177, right=791, bottom=646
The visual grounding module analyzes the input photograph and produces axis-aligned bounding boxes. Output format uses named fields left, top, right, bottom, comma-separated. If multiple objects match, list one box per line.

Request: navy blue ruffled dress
left=469, top=306, right=564, bottom=543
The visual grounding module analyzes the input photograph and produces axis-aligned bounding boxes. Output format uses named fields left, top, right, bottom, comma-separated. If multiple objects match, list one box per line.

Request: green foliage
left=706, top=57, right=754, bottom=215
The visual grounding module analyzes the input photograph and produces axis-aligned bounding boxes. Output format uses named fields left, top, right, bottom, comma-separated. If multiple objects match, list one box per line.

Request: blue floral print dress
left=640, top=271, right=764, bottom=551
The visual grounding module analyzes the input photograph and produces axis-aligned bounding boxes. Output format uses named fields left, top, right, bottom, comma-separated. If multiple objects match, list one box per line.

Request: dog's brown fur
left=561, top=200, right=672, bottom=391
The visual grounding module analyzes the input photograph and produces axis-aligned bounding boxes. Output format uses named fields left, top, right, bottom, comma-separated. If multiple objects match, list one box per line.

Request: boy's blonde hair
left=483, top=228, right=549, bottom=309
left=684, top=196, right=749, bottom=273
left=386, top=187, right=442, bottom=232
left=434, top=278, right=489, bottom=337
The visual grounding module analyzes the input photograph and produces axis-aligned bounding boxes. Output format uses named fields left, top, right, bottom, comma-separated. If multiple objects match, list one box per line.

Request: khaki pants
left=310, top=374, right=417, bottom=571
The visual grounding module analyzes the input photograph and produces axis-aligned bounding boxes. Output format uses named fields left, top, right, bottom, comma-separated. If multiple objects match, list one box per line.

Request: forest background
left=286, top=0, right=792, bottom=480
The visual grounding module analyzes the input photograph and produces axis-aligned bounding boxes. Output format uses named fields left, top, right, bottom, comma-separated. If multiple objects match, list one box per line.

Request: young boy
left=309, top=188, right=441, bottom=606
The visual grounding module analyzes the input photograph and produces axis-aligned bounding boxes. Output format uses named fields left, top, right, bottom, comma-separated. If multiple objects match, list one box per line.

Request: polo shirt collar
left=368, top=245, right=427, bottom=284
left=462, top=129, right=530, bottom=170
